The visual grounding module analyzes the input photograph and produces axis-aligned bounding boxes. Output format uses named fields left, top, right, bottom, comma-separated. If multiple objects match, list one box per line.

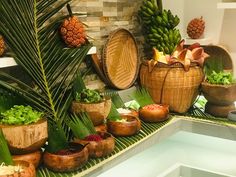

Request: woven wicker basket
left=140, top=61, right=204, bottom=113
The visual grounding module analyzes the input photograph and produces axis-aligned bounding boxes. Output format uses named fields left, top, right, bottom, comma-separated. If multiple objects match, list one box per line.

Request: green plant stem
left=156, top=0, right=163, bottom=11
left=34, top=0, right=58, bottom=123
left=66, top=3, right=73, bottom=17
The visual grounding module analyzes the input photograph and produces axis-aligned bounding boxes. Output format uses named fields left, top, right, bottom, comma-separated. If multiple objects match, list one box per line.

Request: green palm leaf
left=0, top=129, right=13, bottom=165
left=0, top=0, right=92, bottom=152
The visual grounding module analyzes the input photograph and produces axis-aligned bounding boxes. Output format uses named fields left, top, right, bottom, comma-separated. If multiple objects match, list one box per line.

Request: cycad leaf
left=0, top=0, right=92, bottom=152
left=107, top=103, right=122, bottom=121
left=72, top=72, right=86, bottom=99
left=67, top=113, right=91, bottom=139
left=131, top=87, right=154, bottom=107
left=0, top=129, right=13, bottom=165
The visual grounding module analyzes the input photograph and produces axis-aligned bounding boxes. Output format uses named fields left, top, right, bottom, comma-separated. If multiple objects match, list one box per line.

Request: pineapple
left=187, top=16, right=205, bottom=39
left=60, top=16, right=87, bottom=48
left=0, top=35, right=6, bottom=56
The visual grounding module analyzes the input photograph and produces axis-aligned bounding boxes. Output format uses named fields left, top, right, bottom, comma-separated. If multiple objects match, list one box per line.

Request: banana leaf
left=0, top=0, right=92, bottom=152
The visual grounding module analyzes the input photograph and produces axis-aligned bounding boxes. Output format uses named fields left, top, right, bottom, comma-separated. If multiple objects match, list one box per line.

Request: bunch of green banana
left=138, top=0, right=160, bottom=25
left=153, top=10, right=180, bottom=29
left=147, top=28, right=181, bottom=54
left=138, top=0, right=182, bottom=54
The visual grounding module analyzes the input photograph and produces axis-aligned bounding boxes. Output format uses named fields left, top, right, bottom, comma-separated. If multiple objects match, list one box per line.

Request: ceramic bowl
left=107, top=114, right=141, bottom=137
left=71, top=98, right=111, bottom=126
left=139, top=104, right=169, bottom=123
left=0, top=119, right=48, bottom=154
left=0, top=160, right=36, bottom=177
left=43, top=143, right=89, bottom=172
left=74, top=132, right=115, bottom=158
left=12, top=150, right=42, bottom=168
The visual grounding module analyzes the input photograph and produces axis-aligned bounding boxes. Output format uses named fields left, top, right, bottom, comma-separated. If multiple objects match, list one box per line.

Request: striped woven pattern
left=102, top=28, right=139, bottom=89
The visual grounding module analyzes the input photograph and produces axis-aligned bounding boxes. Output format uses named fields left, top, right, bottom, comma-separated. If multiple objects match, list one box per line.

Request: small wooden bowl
left=0, top=119, right=48, bottom=154
left=74, top=132, right=115, bottom=158
left=12, top=150, right=42, bottom=168
left=107, top=114, right=141, bottom=137
left=139, top=104, right=169, bottom=123
left=43, top=143, right=89, bottom=172
left=95, top=124, right=107, bottom=132
left=0, top=160, right=36, bottom=177
left=71, top=98, right=111, bottom=126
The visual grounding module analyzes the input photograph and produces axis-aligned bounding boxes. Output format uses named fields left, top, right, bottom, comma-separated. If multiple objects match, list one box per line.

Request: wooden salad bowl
left=74, top=132, right=115, bottom=158
left=107, top=114, right=141, bottom=137
left=201, top=82, right=236, bottom=105
left=71, top=98, right=112, bottom=126
left=13, top=150, right=42, bottom=168
left=0, top=119, right=48, bottom=154
left=139, top=104, right=169, bottom=123
left=0, top=160, right=36, bottom=177
left=43, top=143, right=89, bottom=172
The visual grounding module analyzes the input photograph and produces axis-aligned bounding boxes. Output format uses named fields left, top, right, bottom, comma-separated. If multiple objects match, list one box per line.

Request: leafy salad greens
left=206, top=71, right=235, bottom=85
left=0, top=105, right=43, bottom=125
left=76, top=89, right=103, bottom=103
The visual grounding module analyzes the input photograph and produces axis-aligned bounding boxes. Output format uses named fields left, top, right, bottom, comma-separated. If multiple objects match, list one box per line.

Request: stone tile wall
left=69, top=0, right=144, bottom=57
left=64, top=0, right=145, bottom=89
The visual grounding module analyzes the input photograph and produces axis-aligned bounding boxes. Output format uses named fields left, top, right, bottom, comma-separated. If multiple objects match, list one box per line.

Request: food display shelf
left=36, top=113, right=236, bottom=177
left=217, top=2, right=236, bottom=9
left=0, top=47, right=97, bottom=69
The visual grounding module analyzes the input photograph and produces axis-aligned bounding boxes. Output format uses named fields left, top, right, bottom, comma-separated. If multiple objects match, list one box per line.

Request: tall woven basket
left=140, top=60, right=204, bottom=113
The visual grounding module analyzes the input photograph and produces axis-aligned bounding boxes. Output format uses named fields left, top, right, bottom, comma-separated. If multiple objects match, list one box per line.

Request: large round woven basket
left=140, top=61, right=204, bottom=113
left=102, top=28, right=139, bottom=89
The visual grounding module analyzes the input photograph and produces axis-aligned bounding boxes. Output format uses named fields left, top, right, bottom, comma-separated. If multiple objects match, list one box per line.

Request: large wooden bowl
left=0, top=160, right=36, bottom=177
left=74, top=132, right=115, bottom=158
left=107, top=114, right=141, bottom=137
left=71, top=98, right=111, bottom=126
left=201, top=82, right=236, bottom=105
left=43, top=143, right=89, bottom=172
left=13, top=150, right=42, bottom=168
left=0, top=119, right=48, bottom=155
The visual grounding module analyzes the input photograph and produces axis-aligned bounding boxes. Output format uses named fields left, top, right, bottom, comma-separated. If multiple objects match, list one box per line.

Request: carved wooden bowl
left=0, top=119, right=48, bottom=154
left=13, top=150, right=42, bottom=168
left=0, top=160, right=36, bottom=177
left=74, top=132, right=115, bottom=158
left=71, top=98, right=111, bottom=126
left=43, top=143, right=89, bottom=172
left=107, top=114, right=141, bottom=137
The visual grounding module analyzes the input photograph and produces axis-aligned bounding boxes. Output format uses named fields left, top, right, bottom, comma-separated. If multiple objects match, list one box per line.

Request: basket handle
left=160, top=67, right=173, bottom=104
left=147, top=60, right=158, bottom=73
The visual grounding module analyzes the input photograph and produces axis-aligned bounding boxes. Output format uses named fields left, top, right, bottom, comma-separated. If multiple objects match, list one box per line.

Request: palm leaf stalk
left=0, top=0, right=92, bottom=152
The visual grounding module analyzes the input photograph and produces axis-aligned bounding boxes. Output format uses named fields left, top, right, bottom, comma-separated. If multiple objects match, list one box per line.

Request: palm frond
left=0, top=129, right=13, bottom=165
left=111, top=93, right=125, bottom=109
left=107, top=103, right=122, bottom=121
left=72, top=72, right=86, bottom=99
left=0, top=0, right=92, bottom=152
left=67, top=113, right=95, bottom=139
left=130, top=87, right=154, bottom=107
